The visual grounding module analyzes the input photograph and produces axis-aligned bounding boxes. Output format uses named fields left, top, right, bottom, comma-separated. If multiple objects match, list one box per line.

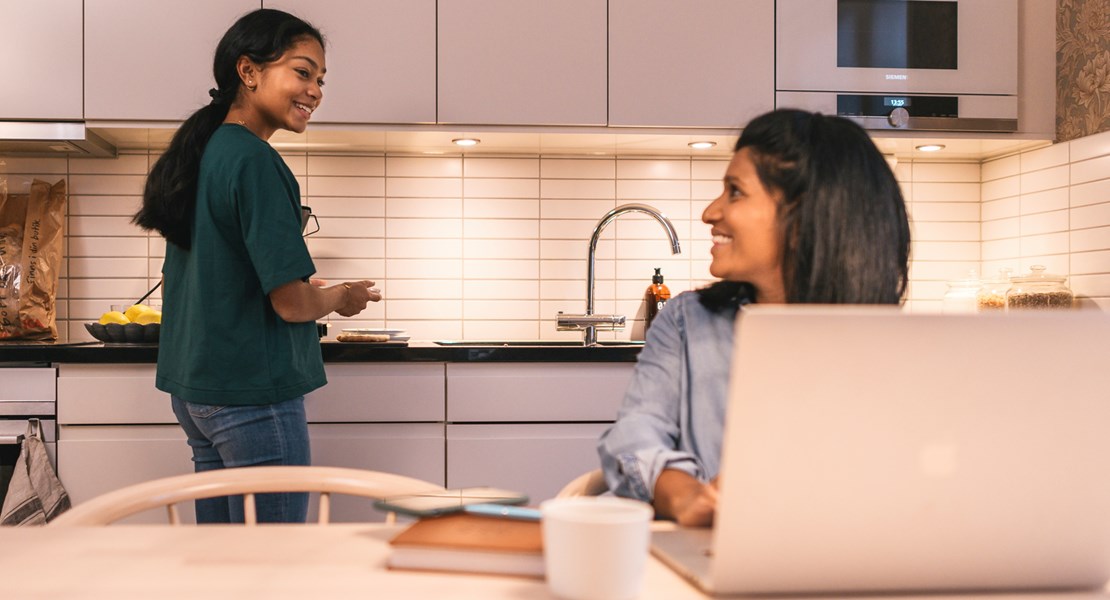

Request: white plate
left=390, top=336, right=411, bottom=342
left=341, top=328, right=405, bottom=336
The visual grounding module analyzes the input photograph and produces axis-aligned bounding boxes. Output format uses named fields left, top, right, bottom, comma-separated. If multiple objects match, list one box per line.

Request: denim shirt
left=598, top=290, right=739, bottom=502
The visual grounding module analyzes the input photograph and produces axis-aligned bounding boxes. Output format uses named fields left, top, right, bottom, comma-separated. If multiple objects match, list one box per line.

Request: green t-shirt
left=156, top=124, right=326, bottom=405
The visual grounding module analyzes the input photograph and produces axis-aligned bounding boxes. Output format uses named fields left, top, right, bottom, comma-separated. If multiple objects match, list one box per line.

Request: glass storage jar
left=942, top=272, right=980, bottom=314
left=976, top=268, right=1012, bottom=312
left=1005, top=265, right=1074, bottom=310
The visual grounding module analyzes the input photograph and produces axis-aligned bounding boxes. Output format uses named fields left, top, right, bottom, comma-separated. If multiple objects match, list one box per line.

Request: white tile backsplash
left=463, top=158, right=540, bottom=179
left=385, top=157, right=461, bottom=178
left=1071, top=154, right=1110, bottom=186
left=540, top=158, right=616, bottom=180
left=306, top=155, right=385, bottom=177
left=1020, top=188, right=1070, bottom=215
left=14, top=131, right=1110, bottom=341
left=981, top=176, right=1021, bottom=201
left=540, top=179, right=615, bottom=200
left=1070, top=178, right=1110, bottom=208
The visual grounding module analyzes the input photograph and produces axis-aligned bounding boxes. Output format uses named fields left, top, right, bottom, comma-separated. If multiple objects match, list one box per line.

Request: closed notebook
left=386, top=512, right=544, bottom=578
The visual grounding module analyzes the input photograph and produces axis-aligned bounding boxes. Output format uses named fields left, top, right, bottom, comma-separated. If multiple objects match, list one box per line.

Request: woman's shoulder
left=205, top=125, right=286, bottom=170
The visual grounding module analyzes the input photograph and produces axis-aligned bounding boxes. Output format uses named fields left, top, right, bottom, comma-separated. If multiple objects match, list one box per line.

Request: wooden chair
left=555, top=468, right=608, bottom=498
left=49, top=466, right=445, bottom=526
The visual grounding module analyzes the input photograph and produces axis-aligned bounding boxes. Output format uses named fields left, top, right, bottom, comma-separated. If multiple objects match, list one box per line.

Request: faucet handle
left=557, top=312, right=626, bottom=331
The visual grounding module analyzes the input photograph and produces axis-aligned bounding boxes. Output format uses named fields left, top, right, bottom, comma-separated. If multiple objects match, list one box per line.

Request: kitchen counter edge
left=0, top=341, right=642, bottom=364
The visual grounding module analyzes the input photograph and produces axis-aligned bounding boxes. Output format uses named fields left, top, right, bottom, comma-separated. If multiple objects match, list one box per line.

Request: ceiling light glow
left=688, top=141, right=716, bottom=150
left=915, top=144, right=946, bottom=152
left=452, top=138, right=480, bottom=147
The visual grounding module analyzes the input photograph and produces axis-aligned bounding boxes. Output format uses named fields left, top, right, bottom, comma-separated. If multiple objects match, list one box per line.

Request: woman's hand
left=335, top=280, right=382, bottom=317
left=269, top=278, right=382, bottom=322
left=652, top=469, right=718, bottom=527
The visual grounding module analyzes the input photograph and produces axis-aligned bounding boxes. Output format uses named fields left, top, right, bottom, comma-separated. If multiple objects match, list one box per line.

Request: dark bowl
left=85, top=322, right=160, bottom=344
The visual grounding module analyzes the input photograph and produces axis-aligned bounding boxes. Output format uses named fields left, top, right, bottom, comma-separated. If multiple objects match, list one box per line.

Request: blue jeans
left=171, top=395, right=310, bottom=524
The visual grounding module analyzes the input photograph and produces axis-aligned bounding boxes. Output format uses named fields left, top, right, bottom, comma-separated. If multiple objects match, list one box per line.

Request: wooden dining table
left=2, top=524, right=1108, bottom=600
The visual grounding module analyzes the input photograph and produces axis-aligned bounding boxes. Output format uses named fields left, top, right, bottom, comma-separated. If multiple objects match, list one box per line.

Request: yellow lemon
left=134, top=310, right=161, bottom=325
left=124, top=304, right=153, bottom=322
left=99, top=311, right=130, bottom=325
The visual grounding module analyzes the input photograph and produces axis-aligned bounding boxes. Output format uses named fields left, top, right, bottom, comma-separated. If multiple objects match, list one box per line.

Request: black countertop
left=0, top=341, right=642, bottom=365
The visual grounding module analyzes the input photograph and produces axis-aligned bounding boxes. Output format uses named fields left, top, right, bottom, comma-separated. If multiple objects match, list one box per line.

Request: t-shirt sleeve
left=233, top=150, right=316, bottom=294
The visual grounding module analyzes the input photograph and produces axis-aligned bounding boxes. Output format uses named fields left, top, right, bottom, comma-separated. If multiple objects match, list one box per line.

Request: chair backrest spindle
left=48, top=466, right=446, bottom=526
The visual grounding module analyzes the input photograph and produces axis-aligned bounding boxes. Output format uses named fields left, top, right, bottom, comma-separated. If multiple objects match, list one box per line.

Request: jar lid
left=982, top=267, right=1013, bottom=284
left=1010, top=265, right=1066, bottom=283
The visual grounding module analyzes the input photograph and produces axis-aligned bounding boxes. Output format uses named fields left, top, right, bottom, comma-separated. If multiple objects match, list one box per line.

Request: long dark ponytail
left=133, top=9, right=323, bottom=250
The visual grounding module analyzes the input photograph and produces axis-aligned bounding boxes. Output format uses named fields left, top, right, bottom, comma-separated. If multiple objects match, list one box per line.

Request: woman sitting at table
left=597, top=108, right=911, bottom=527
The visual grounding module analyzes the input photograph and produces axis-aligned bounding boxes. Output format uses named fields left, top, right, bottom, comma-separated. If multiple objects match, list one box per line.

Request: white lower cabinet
left=56, top=363, right=447, bottom=524
left=54, top=360, right=633, bottom=522
left=445, top=362, right=634, bottom=503
left=307, top=423, right=444, bottom=522
left=447, top=423, right=611, bottom=505
left=57, top=425, right=192, bottom=524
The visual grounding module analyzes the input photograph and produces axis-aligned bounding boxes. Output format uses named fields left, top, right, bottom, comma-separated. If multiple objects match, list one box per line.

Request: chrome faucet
left=558, top=203, right=682, bottom=345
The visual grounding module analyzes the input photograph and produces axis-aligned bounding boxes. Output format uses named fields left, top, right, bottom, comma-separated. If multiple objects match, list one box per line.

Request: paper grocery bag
left=0, top=178, right=66, bottom=340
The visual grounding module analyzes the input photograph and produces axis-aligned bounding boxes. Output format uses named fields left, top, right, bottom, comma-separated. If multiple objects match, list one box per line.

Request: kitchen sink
left=433, top=340, right=644, bottom=347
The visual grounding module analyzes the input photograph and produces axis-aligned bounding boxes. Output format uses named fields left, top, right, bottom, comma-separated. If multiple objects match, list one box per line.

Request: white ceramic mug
left=540, top=496, right=653, bottom=600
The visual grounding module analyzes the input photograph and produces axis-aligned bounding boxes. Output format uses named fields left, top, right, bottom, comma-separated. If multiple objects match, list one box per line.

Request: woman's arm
left=269, top=278, right=381, bottom=323
left=598, top=294, right=710, bottom=504
left=653, top=470, right=717, bottom=527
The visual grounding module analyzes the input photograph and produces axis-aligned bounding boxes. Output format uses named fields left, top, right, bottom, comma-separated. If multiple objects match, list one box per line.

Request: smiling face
left=701, top=147, right=786, bottom=303
left=231, top=36, right=326, bottom=139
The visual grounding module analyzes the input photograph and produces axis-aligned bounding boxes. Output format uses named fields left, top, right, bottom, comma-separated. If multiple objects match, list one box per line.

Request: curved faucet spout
left=586, top=203, right=682, bottom=328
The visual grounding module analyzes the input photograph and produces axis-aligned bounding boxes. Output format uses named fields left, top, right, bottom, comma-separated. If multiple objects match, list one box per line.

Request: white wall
left=981, top=128, right=1110, bottom=311
left=2, top=131, right=1107, bottom=342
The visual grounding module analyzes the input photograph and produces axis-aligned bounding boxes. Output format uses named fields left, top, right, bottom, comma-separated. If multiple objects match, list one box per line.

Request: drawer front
left=57, top=364, right=171, bottom=425
left=306, top=363, right=445, bottom=423
left=0, top=367, right=56, bottom=402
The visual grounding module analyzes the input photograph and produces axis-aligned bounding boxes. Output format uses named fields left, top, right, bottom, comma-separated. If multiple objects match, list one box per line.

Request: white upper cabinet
left=608, top=0, right=774, bottom=129
left=0, top=0, right=82, bottom=120
left=438, top=0, right=607, bottom=126
left=84, top=0, right=258, bottom=121
left=264, top=0, right=436, bottom=124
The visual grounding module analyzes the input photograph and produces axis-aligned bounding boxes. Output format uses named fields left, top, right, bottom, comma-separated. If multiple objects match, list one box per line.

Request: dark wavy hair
left=133, top=9, right=323, bottom=250
left=699, top=109, right=910, bottom=312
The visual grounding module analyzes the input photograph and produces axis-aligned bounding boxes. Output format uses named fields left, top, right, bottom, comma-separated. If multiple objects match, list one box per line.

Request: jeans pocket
left=186, top=402, right=228, bottom=419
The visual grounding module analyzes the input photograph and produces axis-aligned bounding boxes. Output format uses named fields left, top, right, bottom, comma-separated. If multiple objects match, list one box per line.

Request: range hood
left=0, top=122, right=117, bottom=158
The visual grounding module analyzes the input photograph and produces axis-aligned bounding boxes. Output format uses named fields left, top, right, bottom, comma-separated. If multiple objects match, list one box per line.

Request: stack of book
left=386, top=511, right=544, bottom=578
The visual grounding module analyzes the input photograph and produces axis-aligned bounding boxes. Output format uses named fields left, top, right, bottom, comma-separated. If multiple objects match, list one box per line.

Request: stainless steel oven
left=0, top=366, right=57, bottom=507
left=776, top=0, right=1019, bottom=132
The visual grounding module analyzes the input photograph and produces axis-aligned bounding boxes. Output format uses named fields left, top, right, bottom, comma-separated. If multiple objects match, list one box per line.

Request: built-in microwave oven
left=776, top=0, right=1018, bottom=132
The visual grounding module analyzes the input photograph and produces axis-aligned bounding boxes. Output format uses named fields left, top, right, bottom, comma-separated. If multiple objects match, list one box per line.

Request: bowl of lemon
left=85, top=303, right=161, bottom=344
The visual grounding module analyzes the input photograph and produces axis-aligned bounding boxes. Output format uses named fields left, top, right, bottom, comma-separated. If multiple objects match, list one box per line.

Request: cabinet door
left=84, top=0, right=258, bottom=120
left=609, top=0, right=773, bottom=128
left=57, top=425, right=193, bottom=524
left=0, top=0, right=82, bottom=119
left=308, top=423, right=445, bottom=522
left=447, top=363, right=633, bottom=422
left=57, top=423, right=446, bottom=525
left=438, top=0, right=607, bottom=126
left=447, top=423, right=610, bottom=504
left=264, top=0, right=436, bottom=124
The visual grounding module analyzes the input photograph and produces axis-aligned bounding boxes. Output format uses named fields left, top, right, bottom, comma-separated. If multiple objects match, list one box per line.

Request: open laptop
left=652, top=305, right=1110, bottom=595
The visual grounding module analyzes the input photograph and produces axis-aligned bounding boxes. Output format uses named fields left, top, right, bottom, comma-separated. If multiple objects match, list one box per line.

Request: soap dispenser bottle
left=645, top=268, right=671, bottom=331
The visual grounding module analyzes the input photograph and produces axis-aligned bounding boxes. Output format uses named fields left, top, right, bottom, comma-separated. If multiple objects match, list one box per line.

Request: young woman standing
left=133, top=9, right=380, bottom=523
